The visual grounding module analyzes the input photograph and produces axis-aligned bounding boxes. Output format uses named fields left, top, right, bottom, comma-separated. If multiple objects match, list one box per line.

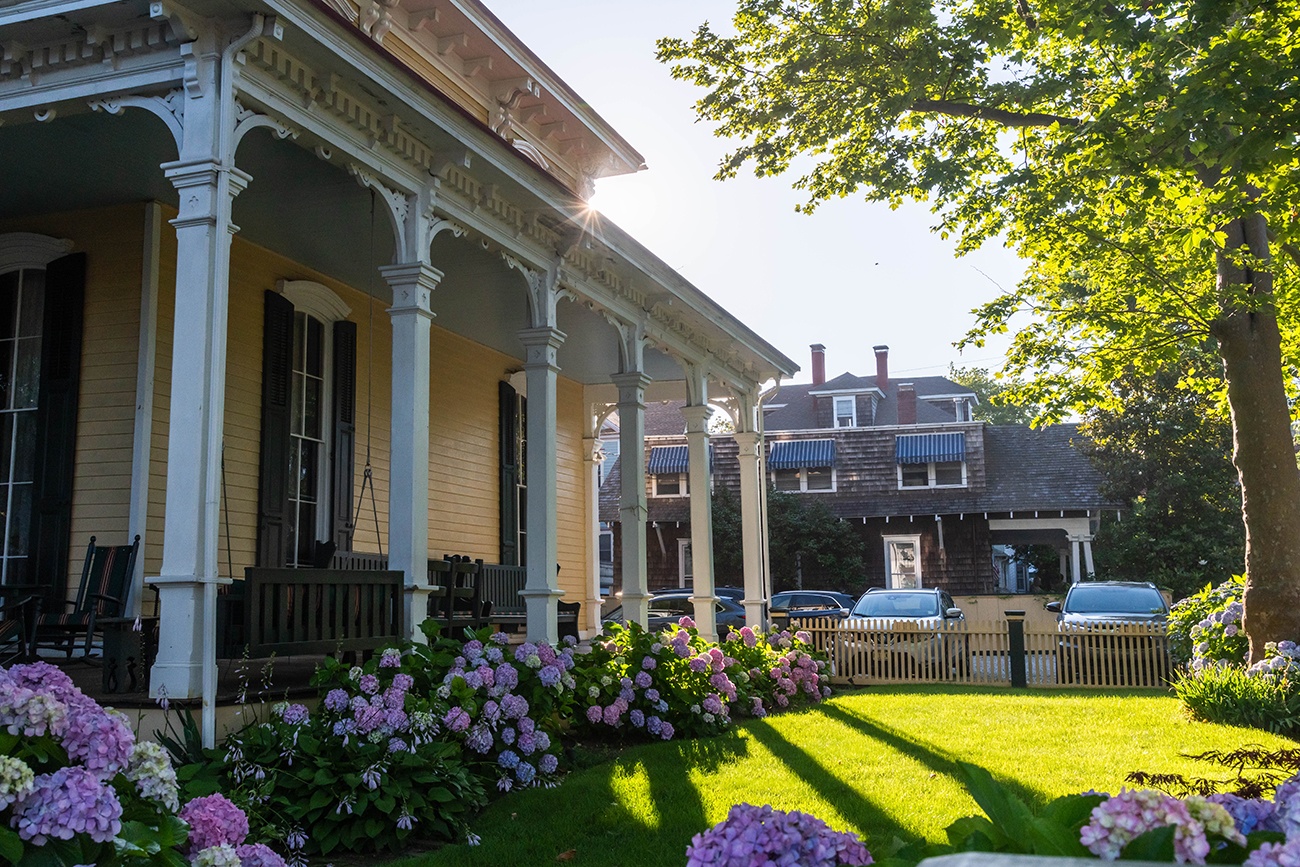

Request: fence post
left=1006, top=610, right=1027, bottom=688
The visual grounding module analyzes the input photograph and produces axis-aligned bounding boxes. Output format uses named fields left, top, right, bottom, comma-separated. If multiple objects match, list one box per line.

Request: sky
left=487, top=0, right=1026, bottom=386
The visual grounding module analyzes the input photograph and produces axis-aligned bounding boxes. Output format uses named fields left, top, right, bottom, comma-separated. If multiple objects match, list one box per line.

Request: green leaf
left=1121, top=826, right=1177, bottom=861
left=0, top=826, right=23, bottom=864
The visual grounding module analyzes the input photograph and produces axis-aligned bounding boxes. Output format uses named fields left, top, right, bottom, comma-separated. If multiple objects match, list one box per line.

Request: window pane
left=0, top=342, right=11, bottom=411
left=293, top=313, right=306, bottom=370
left=290, top=372, right=305, bottom=436
left=656, top=474, right=680, bottom=495
left=0, top=416, right=10, bottom=483
left=887, top=541, right=919, bottom=589
left=934, top=462, right=963, bottom=485
left=305, top=317, right=323, bottom=377
left=13, top=338, right=40, bottom=409
left=296, top=502, right=317, bottom=564
left=806, top=466, right=832, bottom=490
left=304, top=376, right=322, bottom=439
left=774, top=468, right=801, bottom=492
left=298, top=440, right=319, bottom=500
left=7, top=483, right=31, bottom=557
left=17, top=272, right=43, bottom=339
left=900, top=465, right=929, bottom=487
left=12, top=412, right=35, bottom=483
left=0, top=272, right=18, bottom=339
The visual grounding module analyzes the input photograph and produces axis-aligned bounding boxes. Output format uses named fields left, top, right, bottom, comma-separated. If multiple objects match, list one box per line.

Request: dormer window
left=896, top=433, right=968, bottom=489
left=834, top=396, right=856, bottom=428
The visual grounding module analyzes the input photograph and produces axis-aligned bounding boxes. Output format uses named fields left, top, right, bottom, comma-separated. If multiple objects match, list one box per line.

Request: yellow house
left=0, top=0, right=796, bottom=732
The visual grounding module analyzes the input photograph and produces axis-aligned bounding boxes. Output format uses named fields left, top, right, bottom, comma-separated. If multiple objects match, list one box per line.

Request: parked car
left=770, top=591, right=856, bottom=624
left=840, top=588, right=968, bottom=676
left=1046, top=581, right=1170, bottom=685
left=604, top=590, right=748, bottom=638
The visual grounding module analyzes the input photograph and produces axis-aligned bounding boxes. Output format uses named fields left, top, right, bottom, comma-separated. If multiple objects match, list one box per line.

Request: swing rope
left=355, top=189, right=383, bottom=559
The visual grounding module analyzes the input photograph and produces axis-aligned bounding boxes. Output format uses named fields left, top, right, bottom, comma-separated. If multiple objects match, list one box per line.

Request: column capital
left=611, top=371, right=653, bottom=405
left=734, top=430, right=762, bottom=456
left=381, top=262, right=443, bottom=319
left=682, top=404, right=712, bottom=434
left=519, top=325, right=566, bottom=370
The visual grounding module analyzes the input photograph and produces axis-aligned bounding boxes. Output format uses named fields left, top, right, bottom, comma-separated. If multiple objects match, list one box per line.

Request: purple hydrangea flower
left=278, top=704, right=310, bottom=726
left=359, top=674, right=380, bottom=695
left=498, top=750, right=520, bottom=769
left=324, top=689, right=349, bottom=712
left=235, top=843, right=288, bottom=867
left=179, top=793, right=249, bottom=852
left=585, top=705, right=603, bottom=724
left=515, top=762, right=536, bottom=784
left=630, top=710, right=645, bottom=728
left=501, top=693, right=529, bottom=720
left=538, top=665, right=562, bottom=688
left=490, top=631, right=511, bottom=645
left=1207, top=793, right=1278, bottom=835
left=379, top=649, right=402, bottom=668
left=496, top=664, right=520, bottom=692
left=1246, top=840, right=1300, bottom=867
left=686, top=803, right=872, bottom=867
left=12, top=766, right=123, bottom=845
left=539, top=753, right=559, bottom=774
left=635, top=671, right=653, bottom=689
left=443, top=706, right=472, bottom=733
left=465, top=724, right=494, bottom=754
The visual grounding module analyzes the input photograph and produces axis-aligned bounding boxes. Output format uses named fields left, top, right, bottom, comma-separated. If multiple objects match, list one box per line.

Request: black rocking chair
left=36, top=535, right=140, bottom=657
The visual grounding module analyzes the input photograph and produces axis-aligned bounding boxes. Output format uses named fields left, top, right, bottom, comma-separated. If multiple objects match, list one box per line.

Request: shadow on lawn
left=744, top=716, right=926, bottom=846
left=821, top=700, right=1051, bottom=809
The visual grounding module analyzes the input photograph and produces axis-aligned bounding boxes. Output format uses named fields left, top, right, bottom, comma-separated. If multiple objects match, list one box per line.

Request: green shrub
left=1172, top=665, right=1300, bottom=736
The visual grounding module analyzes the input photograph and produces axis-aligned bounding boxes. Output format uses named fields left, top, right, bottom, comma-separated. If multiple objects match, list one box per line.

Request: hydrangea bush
left=1169, top=577, right=1248, bottom=668
left=686, top=803, right=872, bottom=866
left=0, top=661, right=272, bottom=867
left=572, top=618, right=830, bottom=741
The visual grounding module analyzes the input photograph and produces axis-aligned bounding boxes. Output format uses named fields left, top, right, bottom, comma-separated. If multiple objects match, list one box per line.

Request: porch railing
left=792, top=617, right=1171, bottom=689
left=329, top=552, right=529, bottom=627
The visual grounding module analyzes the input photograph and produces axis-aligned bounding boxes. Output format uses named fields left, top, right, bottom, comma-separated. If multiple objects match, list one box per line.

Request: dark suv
left=1046, top=582, right=1169, bottom=684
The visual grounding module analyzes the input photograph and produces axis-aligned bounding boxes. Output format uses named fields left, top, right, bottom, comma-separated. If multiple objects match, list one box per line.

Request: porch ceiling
left=0, top=108, right=683, bottom=385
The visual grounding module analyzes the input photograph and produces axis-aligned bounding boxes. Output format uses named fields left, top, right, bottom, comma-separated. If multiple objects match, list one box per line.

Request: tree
left=658, top=0, right=1300, bottom=659
left=711, top=487, right=866, bottom=592
left=1081, top=359, right=1244, bottom=600
left=948, top=366, right=1039, bottom=424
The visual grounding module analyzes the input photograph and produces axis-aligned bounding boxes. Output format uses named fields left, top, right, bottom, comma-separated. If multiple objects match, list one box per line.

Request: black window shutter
left=257, top=290, right=294, bottom=567
left=331, top=320, right=357, bottom=552
left=30, top=252, right=85, bottom=603
left=498, top=380, right=519, bottom=566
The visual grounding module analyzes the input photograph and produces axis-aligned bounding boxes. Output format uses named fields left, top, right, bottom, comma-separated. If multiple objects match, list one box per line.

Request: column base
left=146, top=574, right=230, bottom=700
left=742, top=599, right=767, bottom=631
left=521, top=587, right=564, bottom=645
left=404, top=585, right=433, bottom=644
left=690, top=593, right=719, bottom=644
left=621, top=590, right=651, bottom=628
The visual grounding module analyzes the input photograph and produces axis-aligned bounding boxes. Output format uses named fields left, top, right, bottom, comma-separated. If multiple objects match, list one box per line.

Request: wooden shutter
left=498, top=380, right=519, bottom=566
left=30, top=252, right=85, bottom=602
left=257, top=291, right=294, bottom=567
left=331, top=320, right=357, bottom=552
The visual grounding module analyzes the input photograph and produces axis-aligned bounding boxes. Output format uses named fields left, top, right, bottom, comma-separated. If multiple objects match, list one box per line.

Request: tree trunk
left=1213, top=214, right=1300, bottom=662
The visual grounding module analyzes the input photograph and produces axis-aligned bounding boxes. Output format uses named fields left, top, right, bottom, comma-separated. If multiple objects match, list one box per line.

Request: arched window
left=257, top=281, right=356, bottom=567
left=0, top=233, right=82, bottom=590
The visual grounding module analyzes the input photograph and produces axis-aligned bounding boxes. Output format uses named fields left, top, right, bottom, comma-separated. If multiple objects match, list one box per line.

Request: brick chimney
left=810, top=343, right=826, bottom=386
left=874, top=345, right=889, bottom=390
left=897, top=382, right=917, bottom=425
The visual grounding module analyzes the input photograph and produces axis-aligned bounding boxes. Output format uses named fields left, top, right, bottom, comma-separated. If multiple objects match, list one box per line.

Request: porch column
left=149, top=160, right=249, bottom=701
left=1070, top=535, right=1083, bottom=583
left=612, top=371, right=651, bottom=626
left=381, top=262, right=441, bottom=641
left=582, top=434, right=604, bottom=636
left=734, top=430, right=765, bottom=628
left=1082, top=535, right=1095, bottom=579
left=683, top=404, right=717, bottom=643
left=520, top=326, right=566, bottom=644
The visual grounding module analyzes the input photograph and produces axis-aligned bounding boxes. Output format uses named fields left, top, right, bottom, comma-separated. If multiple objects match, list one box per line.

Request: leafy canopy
left=658, top=0, right=1300, bottom=418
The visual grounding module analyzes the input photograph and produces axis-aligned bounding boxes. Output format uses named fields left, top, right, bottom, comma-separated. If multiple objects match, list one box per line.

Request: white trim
left=128, top=204, right=161, bottom=616
left=833, top=395, right=857, bottom=428
left=883, top=534, right=923, bottom=589
left=678, top=537, right=692, bottom=589
left=651, top=472, right=689, bottom=498
left=0, top=232, right=73, bottom=273
left=808, top=386, right=886, bottom=398
left=897, top=460, right=968, bottom=489
left=276, top=279, right=351, bottom=322
left=771, top=465, right=837, bottom=493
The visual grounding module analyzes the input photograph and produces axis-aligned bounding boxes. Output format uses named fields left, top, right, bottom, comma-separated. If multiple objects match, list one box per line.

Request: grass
left=387, top=686, right=1298, bottom=867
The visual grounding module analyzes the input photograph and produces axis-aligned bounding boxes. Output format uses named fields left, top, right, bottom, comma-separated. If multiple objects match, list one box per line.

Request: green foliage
left=1172, top=665, right=1300, bottom=737
left=1127, top=746, right=1300, bottom=799
left=1168, top=577, right=1247, bottom=667
left=947, top=367, right=1039, bottom=425
left=712, top=486, right=867, bottom=593
left=1082, top=362, right=1244, bottom=599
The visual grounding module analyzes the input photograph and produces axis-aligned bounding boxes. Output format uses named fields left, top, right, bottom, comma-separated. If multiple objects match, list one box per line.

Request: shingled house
left=600, top=344, right=1117, bottom=596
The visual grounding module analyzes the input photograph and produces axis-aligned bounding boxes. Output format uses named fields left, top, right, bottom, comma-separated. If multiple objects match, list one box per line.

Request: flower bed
left=0, top=661, right=274, bottom=867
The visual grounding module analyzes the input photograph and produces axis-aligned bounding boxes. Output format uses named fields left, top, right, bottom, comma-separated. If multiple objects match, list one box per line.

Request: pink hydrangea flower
left=179, top=793, right=250, bottom=852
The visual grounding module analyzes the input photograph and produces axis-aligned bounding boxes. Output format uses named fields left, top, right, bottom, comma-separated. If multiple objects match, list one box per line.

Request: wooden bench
left=219, top=568, right=404, bottom=658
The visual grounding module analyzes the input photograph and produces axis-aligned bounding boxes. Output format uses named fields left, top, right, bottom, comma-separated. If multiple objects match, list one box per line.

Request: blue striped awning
left=895, top=433, right=966, bottom=464
left=768, top=439, right=835, bottom=470
left=648, top=445, right=690, bottom=474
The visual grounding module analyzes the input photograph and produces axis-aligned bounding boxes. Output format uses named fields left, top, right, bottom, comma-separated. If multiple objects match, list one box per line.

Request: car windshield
left=1064, top=586, right=1166, bottom=614
left=852, top=592, right=939, bottom=618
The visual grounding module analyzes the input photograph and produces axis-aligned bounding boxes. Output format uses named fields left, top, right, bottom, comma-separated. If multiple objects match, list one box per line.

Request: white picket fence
left=791, top=617, right=1171, bottom=688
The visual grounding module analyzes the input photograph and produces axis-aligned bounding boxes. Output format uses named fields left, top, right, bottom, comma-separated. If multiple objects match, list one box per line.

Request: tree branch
left=911, top=99, right=1079, bottom=128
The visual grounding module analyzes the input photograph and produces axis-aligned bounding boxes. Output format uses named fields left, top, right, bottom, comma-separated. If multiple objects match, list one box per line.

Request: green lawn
left=388, top=686, right=1297, bottom=867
